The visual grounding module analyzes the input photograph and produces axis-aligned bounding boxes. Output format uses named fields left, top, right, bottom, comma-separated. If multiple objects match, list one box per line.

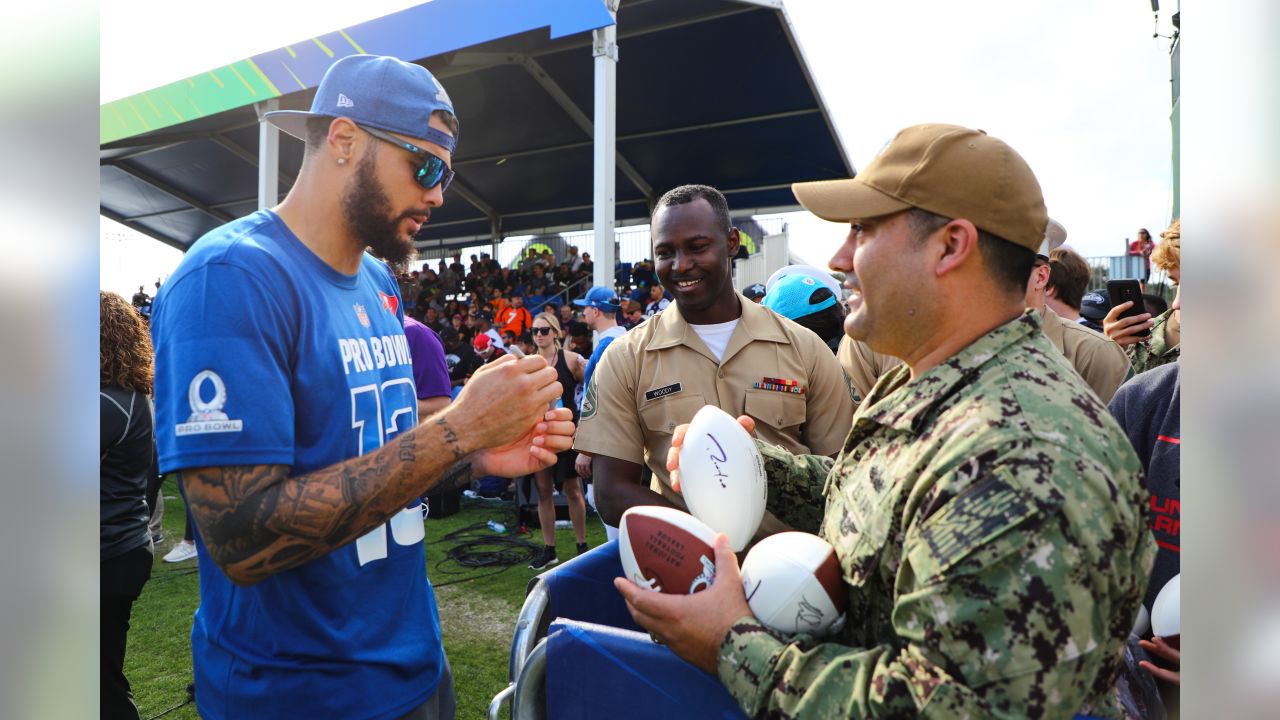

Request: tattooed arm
left=184, top=355, right=574, bottom=586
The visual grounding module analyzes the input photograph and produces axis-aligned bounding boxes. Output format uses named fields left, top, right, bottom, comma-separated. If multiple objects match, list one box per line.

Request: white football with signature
left=741, top=532, right=847, bottom=636
left=678, top=405, right=766, bottom=551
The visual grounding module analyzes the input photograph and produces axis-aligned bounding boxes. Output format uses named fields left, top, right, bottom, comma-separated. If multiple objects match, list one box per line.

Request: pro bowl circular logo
left=176, top=370, right=243, bottom=436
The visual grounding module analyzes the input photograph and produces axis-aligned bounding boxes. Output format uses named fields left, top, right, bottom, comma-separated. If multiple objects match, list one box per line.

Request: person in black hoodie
left=1109, top=361, right=1181, bottom=699
left=99, top=291, right=156, bottom=720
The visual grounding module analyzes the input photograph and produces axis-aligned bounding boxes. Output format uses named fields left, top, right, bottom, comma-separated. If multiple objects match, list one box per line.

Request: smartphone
left=1106, top=279, right=1150, bottom=337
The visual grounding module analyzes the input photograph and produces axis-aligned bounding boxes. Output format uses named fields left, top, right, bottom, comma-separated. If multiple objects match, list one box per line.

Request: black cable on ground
left=429, top=498, right=541, bottom=586
left=143, top=683, right=194, bottom=720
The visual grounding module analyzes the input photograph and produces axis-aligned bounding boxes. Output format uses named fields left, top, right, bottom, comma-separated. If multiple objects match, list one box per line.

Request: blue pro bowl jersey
left=152, top=210, right=442, bottom=720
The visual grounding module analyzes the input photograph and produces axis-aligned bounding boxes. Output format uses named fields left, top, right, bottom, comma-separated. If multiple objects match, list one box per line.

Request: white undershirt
left=689, top=319, right=740, bottom=362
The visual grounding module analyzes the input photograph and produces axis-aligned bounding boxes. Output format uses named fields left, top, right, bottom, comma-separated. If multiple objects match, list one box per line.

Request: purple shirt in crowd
left=404, top=317, right=452, bottom=401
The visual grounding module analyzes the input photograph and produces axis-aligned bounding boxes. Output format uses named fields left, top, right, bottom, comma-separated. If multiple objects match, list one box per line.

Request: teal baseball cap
left=762, top=274, right=838, bottom=321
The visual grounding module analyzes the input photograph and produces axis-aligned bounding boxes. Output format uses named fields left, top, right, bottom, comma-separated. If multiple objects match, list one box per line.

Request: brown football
left=619, top=506, right=718, bottom=595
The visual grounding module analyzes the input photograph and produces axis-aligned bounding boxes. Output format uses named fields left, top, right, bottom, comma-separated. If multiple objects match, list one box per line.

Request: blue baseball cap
left=265, top=54, right=457, bottom=153
left=572, top=286, right=621, bottom=311
left=763, top=274, right=838, bottom=321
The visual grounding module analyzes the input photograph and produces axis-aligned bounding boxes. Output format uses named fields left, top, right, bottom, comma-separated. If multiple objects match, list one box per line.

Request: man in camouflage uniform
left=1105, top=220, right=1180, bottom=375
left=615, top=124, right=1154, bottom=718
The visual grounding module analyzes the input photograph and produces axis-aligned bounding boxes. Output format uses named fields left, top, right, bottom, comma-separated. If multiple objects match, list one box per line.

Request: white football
left=1151, top=573, right=1180, bottom=638
left=740, top=532, right=846, bottom=636
left=618, top=506, right=719, bottom=595
left=678, top=405, right=767, bottom=551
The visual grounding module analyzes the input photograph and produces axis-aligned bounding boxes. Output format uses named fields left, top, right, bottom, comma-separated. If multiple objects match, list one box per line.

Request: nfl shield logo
left=354, top=304, right=370, bottom=328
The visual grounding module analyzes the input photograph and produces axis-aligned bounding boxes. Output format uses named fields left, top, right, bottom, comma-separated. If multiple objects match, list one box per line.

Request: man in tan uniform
left=839, top=219, right=1132, bottom=403
left=574, top=184, right=852, bottom=530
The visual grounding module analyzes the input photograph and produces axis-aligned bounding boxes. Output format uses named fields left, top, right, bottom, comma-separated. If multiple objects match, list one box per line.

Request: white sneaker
left=163, top=540, right=197, bottom=563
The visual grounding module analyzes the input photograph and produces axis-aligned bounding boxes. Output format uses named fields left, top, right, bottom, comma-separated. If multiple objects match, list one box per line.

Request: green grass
left=126, top=478, right=609, bottom=720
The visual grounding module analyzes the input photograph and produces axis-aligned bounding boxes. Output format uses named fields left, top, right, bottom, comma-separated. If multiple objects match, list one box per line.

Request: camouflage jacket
left=1126, top=308, right=1180, bottom=375
left=718, top=312, right=1154, bottom=719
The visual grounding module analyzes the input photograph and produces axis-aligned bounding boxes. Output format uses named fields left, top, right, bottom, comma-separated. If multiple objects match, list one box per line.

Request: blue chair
left=489, top=540, right=746, bottom=719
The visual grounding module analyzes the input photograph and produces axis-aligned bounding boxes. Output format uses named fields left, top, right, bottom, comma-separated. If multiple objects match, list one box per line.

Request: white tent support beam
left=256, top=99, right=281, bottom=210
left=592, top=0, right=620, bottom=292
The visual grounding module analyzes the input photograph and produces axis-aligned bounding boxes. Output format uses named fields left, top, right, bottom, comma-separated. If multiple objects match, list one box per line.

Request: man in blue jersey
left=571, top=286, right=623, bottom=482
left=151, top=55, right=574, bottom=720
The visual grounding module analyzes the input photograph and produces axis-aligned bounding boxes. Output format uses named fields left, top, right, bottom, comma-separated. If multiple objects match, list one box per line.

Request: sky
left=99, top=0, right=1178, bottom=296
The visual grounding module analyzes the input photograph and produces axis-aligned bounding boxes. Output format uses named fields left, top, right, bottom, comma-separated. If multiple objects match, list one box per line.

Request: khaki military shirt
left=1127, top=307, right=1180, bottom=375
left=718, top=311, right=1154, bottom=719
left=839, top=307, right=1133, bottom=405
left=1038, top=305, right=1133, bottom=403
left=836, top=334, right=900, bottom=405
left=574, top=295, right=853, bottom=526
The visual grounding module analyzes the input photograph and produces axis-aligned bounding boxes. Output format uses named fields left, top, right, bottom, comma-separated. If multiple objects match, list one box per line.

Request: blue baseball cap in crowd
left=572, top=286, right=621, bottom=311
left=265, top=54, right=457, bottom=153
left=763, top=274, right=838, bottom=321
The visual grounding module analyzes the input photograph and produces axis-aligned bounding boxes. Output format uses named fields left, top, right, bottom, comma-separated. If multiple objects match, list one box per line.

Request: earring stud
left=337, top=157, right=347, bottom=166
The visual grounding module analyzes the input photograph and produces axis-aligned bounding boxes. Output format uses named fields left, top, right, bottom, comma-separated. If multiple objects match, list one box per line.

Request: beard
left=342, top=149, right=423, bottom=270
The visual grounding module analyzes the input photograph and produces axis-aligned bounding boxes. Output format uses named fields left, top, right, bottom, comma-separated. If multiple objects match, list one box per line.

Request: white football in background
left=1151, top=573, right=1180, bottom=638
left=618, top=506, right=719, bottom=595
left=740, top=532, right=847, bottom=636
left=678, top=405, right=767, bottom=551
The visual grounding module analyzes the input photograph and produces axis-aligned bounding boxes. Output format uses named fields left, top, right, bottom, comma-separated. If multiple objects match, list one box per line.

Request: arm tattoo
left=435, top=416, right=465, bottom=461
left=183, top=418, right=469, bottom=586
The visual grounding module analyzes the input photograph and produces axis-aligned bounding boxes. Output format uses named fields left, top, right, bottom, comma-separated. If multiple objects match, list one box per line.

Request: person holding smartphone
left=1105, top=220, right=1180, bottom=374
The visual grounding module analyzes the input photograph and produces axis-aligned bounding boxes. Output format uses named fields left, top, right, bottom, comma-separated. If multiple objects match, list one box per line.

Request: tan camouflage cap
left=792, top=123, right=1049, bottom=252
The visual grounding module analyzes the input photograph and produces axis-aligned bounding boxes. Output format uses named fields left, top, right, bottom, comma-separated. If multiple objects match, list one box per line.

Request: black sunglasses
left=531, top=327, right=554, bottom=336
left=360, top=125, right=455, bottom=192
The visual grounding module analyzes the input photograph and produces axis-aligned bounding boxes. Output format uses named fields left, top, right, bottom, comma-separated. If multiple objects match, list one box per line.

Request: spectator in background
left=440, top=328, right=476, bottom=386
left=1106, top=220, right=1180, bottom=374
left=498, top=293, right=533, bottom=338
left=622, top=300, right=645, bottom=329
left=473, top=331, right=506, bottom=364
left=742, top=283, right=767, bottom=303
left=131, top=285, right=151, bottom=309
left=567, top=244, right=583, bottom=272
left=1044, top=246, right=1092, bottom=325
left=580, top=252, right=593, bottom=277
left=569, top=286, right=626, bottom=532
left=423, top=306, right=444, bottom=332
left=404, top=314, right=453, bottom=419
left=1079, top=289, right=1109, bottom=334
left=643, top=282, right=670, bottom=317
left=1129, top=228, right=1155, bottom=283
left=527, top=312, right=589, bottom=570
left=1109, top=362, right=1181, bottom=701
left=100, top=291, right=155, bottom=720
left=762, top=274, right=845, bottom=353
left=558, top=303, right=574, bottom=329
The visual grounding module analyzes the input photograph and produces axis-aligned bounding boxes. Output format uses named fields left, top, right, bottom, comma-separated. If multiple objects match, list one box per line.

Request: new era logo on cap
left=337, top=93, right=354, bottom=108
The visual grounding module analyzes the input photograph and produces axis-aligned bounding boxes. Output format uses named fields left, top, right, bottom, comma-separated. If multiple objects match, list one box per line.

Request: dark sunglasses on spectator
left=531, top=327, right=554, bottom=336
left=359, top=124, right=455, bottom=192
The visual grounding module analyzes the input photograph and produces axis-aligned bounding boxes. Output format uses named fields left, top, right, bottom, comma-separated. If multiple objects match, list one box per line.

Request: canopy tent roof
left=100, top=0, right=853, bottom=253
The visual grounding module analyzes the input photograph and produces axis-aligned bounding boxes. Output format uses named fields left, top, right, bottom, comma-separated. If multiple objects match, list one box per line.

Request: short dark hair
left=304, top=110, right=460, bottom=154
left=653, top=184, right=731, bottom=236
left=1047, top=247, right=1091, bottom=310
left=904, top=208, right=1034, bottom=295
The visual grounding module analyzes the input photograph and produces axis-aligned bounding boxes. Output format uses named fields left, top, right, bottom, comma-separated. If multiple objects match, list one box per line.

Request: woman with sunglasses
left=527, top=312, right=589, bottom=570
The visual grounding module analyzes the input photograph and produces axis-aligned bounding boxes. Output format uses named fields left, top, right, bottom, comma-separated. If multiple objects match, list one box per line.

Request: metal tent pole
left=256, top=99, right=280, bottom=210
left=591, top=1, right=619, bottom=291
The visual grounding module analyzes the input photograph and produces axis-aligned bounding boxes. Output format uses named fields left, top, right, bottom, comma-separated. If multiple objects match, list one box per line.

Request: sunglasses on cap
left=359, top=124, right=455, bottom=192
left=531, top=327, right=554, bottom=336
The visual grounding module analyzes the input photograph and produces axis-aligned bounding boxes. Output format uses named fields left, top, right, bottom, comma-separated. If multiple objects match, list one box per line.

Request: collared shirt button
left=717, top=370, right=724, bottom=378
